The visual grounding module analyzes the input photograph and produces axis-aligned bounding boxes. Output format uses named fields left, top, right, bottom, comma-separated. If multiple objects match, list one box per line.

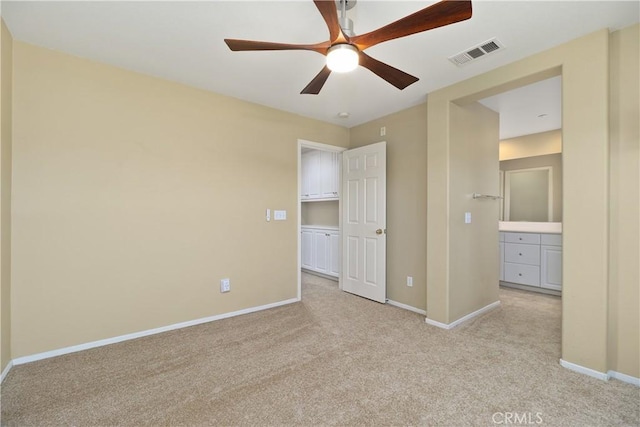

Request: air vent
left=448, top=38, right=505, bottom=67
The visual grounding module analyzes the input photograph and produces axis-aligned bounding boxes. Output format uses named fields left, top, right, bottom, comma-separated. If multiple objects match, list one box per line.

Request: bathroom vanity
left=499, top=222, right=562, bottom=295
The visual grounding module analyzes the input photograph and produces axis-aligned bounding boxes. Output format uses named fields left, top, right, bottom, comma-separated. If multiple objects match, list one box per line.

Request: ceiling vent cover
left=448, top=38, right=504, bottom=66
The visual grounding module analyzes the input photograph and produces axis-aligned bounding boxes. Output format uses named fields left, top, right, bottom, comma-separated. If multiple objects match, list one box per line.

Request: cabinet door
left=319, top=152, right=340, bottom=199
left=541, top=245, right=562, bottom=291
left=499, top=241, right=504, bottom=281
left=328, top=231, right=341, bottom=277
left=301, top=152, right=312, bottom=199
left=301, top=150, right=322, bottom=199
left=301, top=229, right=314, bottom=269
left=313, top=230, right=330, bottom=274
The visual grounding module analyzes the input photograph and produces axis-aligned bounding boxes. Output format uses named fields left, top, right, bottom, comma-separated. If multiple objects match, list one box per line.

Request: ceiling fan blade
left=313, top=0, right=342, bottom=43
left=351, top=0, right=472, bottom=50
left=301, top=66, right=332, bottom=95
left=358, top=52, right=419, bottom=90
left=224, top=39, right=329, bottom=55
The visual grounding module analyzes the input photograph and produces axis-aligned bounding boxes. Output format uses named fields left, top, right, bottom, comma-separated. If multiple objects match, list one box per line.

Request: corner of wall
left=0, top=17, right=14, bottom=376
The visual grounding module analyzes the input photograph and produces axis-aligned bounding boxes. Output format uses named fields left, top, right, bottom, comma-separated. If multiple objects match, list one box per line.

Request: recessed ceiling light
left=337, top=112, right=350, bottom=119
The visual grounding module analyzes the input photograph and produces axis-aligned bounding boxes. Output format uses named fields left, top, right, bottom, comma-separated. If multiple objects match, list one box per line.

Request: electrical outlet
left=220, top=278, right=230, bottom=293
left=407, top=276, right=413, bottom=287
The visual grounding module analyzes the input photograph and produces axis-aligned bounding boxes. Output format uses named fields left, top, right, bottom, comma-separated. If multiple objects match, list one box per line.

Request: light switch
left=465, top=212, right=472, bottom=224
left=274, top=210, right=287, bottom=220
left=266, top=209, right=271, bottom=222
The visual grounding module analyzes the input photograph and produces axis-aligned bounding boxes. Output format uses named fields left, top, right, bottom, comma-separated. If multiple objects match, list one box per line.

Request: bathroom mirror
left=503, top=167, right=553, bottom=222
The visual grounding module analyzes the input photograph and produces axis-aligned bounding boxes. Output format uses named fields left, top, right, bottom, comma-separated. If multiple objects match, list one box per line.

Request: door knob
left=376, top=229, right=383, bottom=235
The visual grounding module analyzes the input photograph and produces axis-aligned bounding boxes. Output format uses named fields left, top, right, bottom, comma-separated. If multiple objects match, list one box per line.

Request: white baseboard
left=425, top=300, right=501, bottom=330
left=12, top=297, right=299, bottom=366
left=301, top=268, right=339, bottom=282
left=608, top=370, right=640, bottom=387
left=1, top=360, right=13, bottom=383
left=559, top=359, right=609, bottom=381
left=386, top=299, right=427, bottom=316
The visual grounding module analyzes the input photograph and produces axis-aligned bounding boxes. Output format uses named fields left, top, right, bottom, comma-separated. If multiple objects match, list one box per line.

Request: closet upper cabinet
left=301, top=150, right=340, bottom=201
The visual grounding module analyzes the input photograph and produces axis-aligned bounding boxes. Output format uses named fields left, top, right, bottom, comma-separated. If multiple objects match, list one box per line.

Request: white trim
left=301, top=269, right=338, bottom=282
left=559, top=359, right=609, bottom=381
left=12, top=298, right=299, bottom=366
left=425, top=300, right=501, bottom=330
left=386, top=299, right=427, bottom=316
left=608, top=370, right=640, bottom=387
left=1, top=360, right=13, bottom=383
left=298, top=139, right=347, bottom=153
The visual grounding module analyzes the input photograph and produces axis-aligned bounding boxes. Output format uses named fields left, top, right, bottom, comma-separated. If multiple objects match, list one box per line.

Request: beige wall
left=350, top=103, right=427, bottom=311
left=500, top=153, right=563, bottom=222
left=0, top=19, right=13, bottom=373
left=10, top=41, right=349, bottom=358
left=301, top=201, right=338, bottom=227
left=499, top=129, right=562, bottom=161
left=3, top=24, right=638, bottom=383
left=448, top=102, right=500, bottom=321
left=608, top=24, right=639, bottom=378
left=427, top=29, right=611, bottom=374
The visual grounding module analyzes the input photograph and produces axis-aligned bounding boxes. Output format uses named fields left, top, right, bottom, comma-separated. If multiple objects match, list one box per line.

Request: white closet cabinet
left=301, top=150, right=340, bottom=201
left=301, top=229, right=314, bottom=270
left=301, top=226, right=340, bottom=278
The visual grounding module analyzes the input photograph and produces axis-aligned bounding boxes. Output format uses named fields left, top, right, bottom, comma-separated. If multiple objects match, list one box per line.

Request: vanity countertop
left=499, top=221, right=562, bottom=234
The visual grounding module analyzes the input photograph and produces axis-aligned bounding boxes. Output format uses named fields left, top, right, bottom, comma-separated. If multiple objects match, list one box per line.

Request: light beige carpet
left=1, top=273, right=638, bottom=426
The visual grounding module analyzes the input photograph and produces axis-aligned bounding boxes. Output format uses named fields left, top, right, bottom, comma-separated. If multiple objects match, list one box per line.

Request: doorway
left=427, top=29, right=611, bottom=376
left=297, top=139, right=388, bottom=304
left=297, top=140, right=345, bottom=301
left=479, top=75, right=563, bottom=297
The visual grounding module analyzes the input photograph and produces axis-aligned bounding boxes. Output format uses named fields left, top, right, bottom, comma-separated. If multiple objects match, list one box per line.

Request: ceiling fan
left=224, top=0, right=472, bottom=95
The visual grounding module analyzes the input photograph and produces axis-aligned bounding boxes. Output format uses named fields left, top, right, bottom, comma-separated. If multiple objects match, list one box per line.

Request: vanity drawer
left=504, top=263, right=540, bottom=287
left=504, top=232, right=540, bottom=245
left=504, top=243, right=541, bottom=266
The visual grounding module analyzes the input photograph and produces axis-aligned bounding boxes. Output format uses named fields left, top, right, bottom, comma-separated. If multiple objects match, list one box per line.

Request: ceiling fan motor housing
left=339, top=16, right=355, bottom=36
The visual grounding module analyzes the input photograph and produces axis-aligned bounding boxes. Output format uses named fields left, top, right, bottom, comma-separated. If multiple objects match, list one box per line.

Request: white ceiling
left=1, top=1, right=638, bottom=129
left=480, top=75, right=562, bottom=140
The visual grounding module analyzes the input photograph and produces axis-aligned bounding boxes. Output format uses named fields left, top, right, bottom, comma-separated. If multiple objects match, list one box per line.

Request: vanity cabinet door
left=541, top=245, right=562, bottom=291
left=499, top=241, right=504, bottom=281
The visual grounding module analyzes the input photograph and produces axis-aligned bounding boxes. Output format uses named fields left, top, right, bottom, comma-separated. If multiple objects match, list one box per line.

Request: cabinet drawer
left=504, top=263, right=540, bottom=287
left=504, top=243, right=540, bottom=266
left=541, top=234, right=562, bottom=246
left=504, top=232, right=540, bottom=245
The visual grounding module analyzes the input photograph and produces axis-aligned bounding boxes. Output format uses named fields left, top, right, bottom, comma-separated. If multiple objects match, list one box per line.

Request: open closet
left=300, top=147, right=341, bottom=280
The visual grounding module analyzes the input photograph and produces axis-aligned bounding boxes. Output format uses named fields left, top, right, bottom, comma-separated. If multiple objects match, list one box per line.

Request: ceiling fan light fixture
left=326, top=44, right=359, bottom=73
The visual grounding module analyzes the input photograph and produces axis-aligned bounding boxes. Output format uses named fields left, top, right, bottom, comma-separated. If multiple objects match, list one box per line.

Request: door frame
left=297, top=139, right=347, bottom=300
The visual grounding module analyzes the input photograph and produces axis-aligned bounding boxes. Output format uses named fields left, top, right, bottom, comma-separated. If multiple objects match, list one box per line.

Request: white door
left=342, top=142, right=387, bottom=303
left=328, top=231, right=341, bottom=277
